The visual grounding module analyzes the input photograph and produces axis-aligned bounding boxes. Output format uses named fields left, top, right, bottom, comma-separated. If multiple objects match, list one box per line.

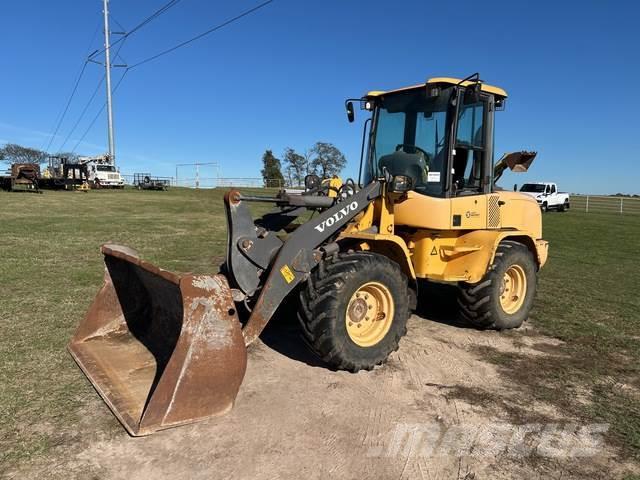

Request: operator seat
left=378, top=151, right=428, bottom=185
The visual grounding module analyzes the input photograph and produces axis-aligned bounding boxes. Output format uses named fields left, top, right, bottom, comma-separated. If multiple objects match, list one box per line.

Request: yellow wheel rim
left=345, top=282, right=394, bottom=347
left=500, top=264, right=527, bottom=314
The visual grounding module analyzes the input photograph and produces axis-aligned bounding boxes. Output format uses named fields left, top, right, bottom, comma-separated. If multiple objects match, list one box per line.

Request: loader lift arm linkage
left=225, top=181, right=383, bottom=344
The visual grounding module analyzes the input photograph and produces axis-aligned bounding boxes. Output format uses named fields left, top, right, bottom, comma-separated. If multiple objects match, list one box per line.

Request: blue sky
left=1, top=0, right=638, bottom=194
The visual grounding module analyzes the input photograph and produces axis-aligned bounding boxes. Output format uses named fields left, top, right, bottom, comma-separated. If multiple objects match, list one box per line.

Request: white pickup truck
left=519, top=182, right=570, bottom=212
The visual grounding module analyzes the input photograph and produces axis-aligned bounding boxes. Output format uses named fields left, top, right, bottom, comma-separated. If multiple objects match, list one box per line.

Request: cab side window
left=453, top=98, right=486, bottom=195
left=550, top=184, right=556, bottom=194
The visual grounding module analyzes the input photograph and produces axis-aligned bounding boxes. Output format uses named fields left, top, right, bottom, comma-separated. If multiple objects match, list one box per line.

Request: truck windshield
left=97, top=165, right=115, bottom=172
left=366, top=87, right=453, bottom=197
left=520, top=184, right=545, bottom=193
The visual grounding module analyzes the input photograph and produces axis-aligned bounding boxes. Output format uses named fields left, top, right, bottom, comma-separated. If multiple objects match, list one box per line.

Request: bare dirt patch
left=7, top=312, right=633, bottom=480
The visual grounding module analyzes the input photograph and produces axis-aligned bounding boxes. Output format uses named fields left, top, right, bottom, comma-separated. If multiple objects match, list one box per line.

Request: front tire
left=458, top=240, right=537, bottom=330
left=298, top=252, right=410, bottom=372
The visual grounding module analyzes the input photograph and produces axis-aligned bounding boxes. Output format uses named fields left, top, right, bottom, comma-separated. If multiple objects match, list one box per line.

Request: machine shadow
left=414, top=280, right=472, bottom=329
left=259, top=281, right=473, bottom=368
left=258, top=289, right=327, bottom=369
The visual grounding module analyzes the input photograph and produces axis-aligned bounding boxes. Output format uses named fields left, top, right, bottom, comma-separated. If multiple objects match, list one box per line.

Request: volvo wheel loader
left=69, top=74, right=548, bottom=435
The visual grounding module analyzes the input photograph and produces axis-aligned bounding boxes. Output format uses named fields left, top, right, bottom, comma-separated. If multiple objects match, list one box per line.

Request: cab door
left=448, top=90, right=495, bottom=229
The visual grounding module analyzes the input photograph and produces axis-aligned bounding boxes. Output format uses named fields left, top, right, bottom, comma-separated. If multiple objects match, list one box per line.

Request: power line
left=129, top=0, right=274, bottom=70
left=56, top=75, right=105, bottom=153
left=42, top=22, right=101, bottom=153
left=71, top=69, right=129, bottom=154
left=69, top=0, right=275, bottom=154
left=57, top=38, right=128, bottom=153
left=89, top=0, right=183, bottom=60
left=64, top=0, right=183, bottom=156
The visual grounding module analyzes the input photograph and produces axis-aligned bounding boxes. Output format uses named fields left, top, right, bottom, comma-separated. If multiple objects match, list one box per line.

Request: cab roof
left=366, top=77, right=508, bottom=99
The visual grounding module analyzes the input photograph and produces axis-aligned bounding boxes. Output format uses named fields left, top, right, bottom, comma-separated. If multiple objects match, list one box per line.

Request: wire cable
left=56, top=75, right=105, bottom=153
left=89, top=0, right=183, bottom=59
left=56, top=39, right=128, bottom=153
left=42, top=22, right=101, bottom=153
left=71, top=69, right=129, bottom=154
left=69, top=0, right=275, bottom=153
left=129, top=0, right=274, bottom=70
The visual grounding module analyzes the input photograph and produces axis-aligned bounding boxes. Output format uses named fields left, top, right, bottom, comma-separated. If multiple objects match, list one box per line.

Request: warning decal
left=280, top=264, right=295, bottom=284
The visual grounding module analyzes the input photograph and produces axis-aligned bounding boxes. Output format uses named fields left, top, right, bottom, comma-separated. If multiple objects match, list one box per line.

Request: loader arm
left=226, top=181, right=383, bottom=345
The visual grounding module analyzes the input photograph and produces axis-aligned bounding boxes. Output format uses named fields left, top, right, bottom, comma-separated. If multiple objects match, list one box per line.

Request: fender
left=338, top=231, right=416, bottom=281
left=427, top=230, right=546, bottom=283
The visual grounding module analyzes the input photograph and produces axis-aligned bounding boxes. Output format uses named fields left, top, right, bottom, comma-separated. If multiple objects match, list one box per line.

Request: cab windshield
left=520, top=183, right=545, bottom=193
left=97, top=165, right=115, bottom=172
left=366, top=87, right=453, bottom=197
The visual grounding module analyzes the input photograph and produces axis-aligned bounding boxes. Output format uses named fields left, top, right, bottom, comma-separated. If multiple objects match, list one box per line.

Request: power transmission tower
left=102, top=0, right=116, bottom=164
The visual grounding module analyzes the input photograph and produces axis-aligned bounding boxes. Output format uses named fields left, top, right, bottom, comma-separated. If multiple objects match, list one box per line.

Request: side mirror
left=389, top=175, right=413, bottom=193
left=346, top=101, right=354, bottom=123
left=513, top=184, right=517, bottom=191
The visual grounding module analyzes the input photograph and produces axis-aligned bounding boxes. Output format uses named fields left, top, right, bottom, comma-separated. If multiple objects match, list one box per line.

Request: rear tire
left=298, top=252, right=410, bottom=372
left=458, top=240, right=537, bottom=330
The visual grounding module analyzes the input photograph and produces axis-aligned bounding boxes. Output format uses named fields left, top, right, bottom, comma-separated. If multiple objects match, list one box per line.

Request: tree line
left=0, top=143, right=49, bottom=165
left=261, top=141, right=346, bottom=187
left=0, top=143, right=84, bottom=166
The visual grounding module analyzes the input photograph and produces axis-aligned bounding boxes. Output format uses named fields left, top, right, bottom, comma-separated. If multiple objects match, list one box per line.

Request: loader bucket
left=68, top=244, right=247, bottom=436
left=504, top=150, right=536, bottom=172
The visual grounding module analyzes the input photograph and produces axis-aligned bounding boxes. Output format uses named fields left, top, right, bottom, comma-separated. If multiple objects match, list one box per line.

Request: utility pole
left=102, top=0, right=116, bottom=164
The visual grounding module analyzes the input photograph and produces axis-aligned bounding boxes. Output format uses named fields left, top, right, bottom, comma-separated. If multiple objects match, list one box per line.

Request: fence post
left=620, top=197, right=624, bottom=214
left=586, top=195, right=589, bottom=213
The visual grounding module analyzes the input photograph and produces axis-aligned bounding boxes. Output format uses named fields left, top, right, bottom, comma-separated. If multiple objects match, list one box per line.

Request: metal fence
left=571, top=195, right=640, bottom=214
left=170, top=177, right=287, bottom=189
left=120, top=175, right=289, bottom=189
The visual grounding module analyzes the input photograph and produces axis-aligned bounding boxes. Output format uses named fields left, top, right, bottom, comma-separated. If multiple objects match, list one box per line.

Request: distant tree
left=309, top=142, right=346, bottom=178
left=303, top=148, right=313, bottom=176
left=57, top=152, right=81, bottom=162
left=0, top=143, right=48, bottom=164
left=260, top=149, right=284, bottom=187
left=282, top=147, right=307, bottom=186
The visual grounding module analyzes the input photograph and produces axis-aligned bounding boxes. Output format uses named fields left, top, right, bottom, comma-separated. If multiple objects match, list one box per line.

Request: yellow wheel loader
left=69, top=74, right=548, bottom=435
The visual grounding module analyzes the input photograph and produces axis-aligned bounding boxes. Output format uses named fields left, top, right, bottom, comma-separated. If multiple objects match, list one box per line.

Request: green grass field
left=1, top=188, right=638, bottom=471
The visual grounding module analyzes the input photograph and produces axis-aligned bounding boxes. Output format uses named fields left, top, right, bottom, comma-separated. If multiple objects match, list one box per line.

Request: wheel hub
left=348, top=298, right=368, bottom=322
left=499, top=264, right=527, bottom=314
left=345, top=282, right=395, bottom=347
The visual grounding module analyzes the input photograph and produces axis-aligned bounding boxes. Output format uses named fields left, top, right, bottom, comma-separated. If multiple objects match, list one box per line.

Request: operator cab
left=355, top=75, right=507, bottom=198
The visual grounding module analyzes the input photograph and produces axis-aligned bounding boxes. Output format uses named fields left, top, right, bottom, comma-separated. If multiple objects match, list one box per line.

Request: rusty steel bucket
left=68, top=244, right=247, bottom=436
